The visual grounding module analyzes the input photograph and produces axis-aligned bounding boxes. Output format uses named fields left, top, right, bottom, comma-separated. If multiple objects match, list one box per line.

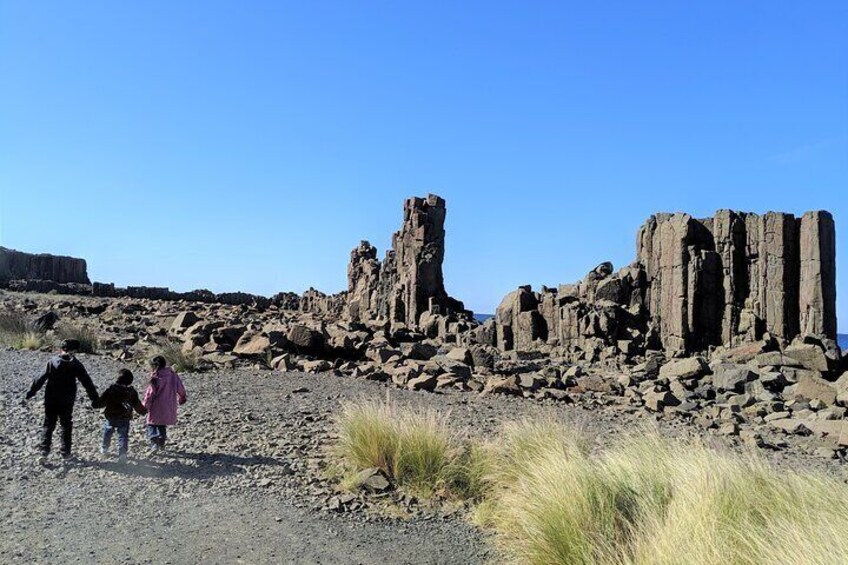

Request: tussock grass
left=159, top=340, right=199, bottom=373
left=0, top=311, right=45, bottom=350
left=484, top=426, right=848, bottom=565
left=18, top=331, right=45, bottom=350
left=55, top=323, right=99, bottom=353
left=334, top=402, right=848, bottom=564
left=336, top=399, right=483, bottom=500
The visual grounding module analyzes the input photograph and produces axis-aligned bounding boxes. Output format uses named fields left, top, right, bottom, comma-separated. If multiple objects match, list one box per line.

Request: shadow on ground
left=78, top=450, right=292, bottom=480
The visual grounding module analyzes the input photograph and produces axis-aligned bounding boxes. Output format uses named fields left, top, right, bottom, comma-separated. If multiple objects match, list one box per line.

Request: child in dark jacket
left=26, top=339, right=99, bottom=463
left=92, top=369, right=146, bottom=462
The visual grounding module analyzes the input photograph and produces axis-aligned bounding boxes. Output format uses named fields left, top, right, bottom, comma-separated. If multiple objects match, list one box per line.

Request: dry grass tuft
left=158, top=340, right=199, bottom=373
left=335, top=402, right=848, bottom=564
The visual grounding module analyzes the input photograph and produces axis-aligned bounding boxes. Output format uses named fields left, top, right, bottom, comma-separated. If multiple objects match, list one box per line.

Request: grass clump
left=482, top=426, right=848, bottom=565
left=55, top=323, right=99, bottom=353
left=334, top=401, right=848, bottom=565
left=336, top=399, right=482, bottom=500
left=0, top=311, right=45, bottom=350
left=159, top=340, right=200, bottom=373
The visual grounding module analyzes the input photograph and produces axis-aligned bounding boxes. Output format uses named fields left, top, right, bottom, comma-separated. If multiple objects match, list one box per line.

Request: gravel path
left=3, top=348, right=845, bottom=564
left=1, top=350, right=492, bottom=565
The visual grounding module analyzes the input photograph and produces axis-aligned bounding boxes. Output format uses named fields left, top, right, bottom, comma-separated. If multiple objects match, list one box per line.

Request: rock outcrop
left=0, top=247, right=89, bottom=284
left=346, top=194, right=470, bottom=327
left=494, top=210, right=837, bottom=358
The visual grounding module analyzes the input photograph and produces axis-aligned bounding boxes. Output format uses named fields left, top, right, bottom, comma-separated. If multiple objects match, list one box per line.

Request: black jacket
left=27, top=354, right=98, bottom=406
left=92, top=383, right=147, bottom=421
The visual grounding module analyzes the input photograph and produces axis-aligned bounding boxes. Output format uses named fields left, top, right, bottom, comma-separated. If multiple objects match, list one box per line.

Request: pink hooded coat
left=143, top=368, right=187, bottom=426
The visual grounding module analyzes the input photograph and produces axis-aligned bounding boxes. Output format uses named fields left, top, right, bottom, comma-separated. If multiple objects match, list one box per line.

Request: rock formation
left=0, top=247, right=89, bottom=284
left=346, top=194, right=470, bottom=327
left=494, top=210, right=837, bottom=358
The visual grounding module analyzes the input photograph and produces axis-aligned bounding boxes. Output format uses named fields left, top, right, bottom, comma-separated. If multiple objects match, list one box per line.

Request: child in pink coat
left=143, top=355, right=187, bottom=452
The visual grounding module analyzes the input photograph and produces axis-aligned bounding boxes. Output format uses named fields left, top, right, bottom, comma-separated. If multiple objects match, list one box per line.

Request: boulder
left=786, top=372, right=837, bottom=405
left=423, top=356, right=472, bottom=381
left=711, top=364, right=757, bottom=393
left=784, top=343, right=830, bottom=372
left=170, top=311, right=200, bottom=333
left=407, top=373, right=438, bottom=392
left=232, top=333, right=271, bottom=356
left=33, top=311, right=60, bottom=331
left=302, top=359, right=332, bottom=373
left=287, top=324, right=324, bottom=351
left=468, top=344, right=498, bottom=371
left=399, top=342, right=438, bottom=361
left=483, top=375, right=521, bottom=395
left=445, top=347, right=472, bottom=365
left=271, top=354, right=296, bottom=371
left=352, top=468, right=391, bottom=493
left=644, top=389, right=679, bottom=412
left=659, top=357, right=709, bottom=381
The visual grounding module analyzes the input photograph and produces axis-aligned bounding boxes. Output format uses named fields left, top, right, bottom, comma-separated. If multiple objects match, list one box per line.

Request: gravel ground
left=3, top=348, right=846, bottom=564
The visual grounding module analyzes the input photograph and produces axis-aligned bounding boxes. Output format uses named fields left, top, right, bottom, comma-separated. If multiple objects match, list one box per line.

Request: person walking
left=142, top=355, right=187, bottom=453
left=25, top=339, right=99, bottom=464
left=92, top=368, right=147, bottom=463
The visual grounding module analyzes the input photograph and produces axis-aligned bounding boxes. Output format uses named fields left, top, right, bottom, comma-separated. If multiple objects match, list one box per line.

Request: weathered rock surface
left=0, top=247, right=90, bottom=284
left=492, top=209, right=837, bottom=360
left=346, top=195, right=471, bottom=328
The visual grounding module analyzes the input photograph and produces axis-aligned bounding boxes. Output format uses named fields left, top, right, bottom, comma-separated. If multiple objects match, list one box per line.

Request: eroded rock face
left=494, top=209, right=837, bottom=358
left=639, top=210, right=836, bottom=352
left=0, top=247, right=89, bottom=284
left=799, top=211, right=837, bottom=338
left=346, top=194, right=470, bottom=327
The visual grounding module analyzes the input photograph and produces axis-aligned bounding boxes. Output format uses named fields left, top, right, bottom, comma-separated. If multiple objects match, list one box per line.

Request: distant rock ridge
left=492, top=210, right=837, bottom=361
left=0, top=202, right=837, bottom=363
left=0, top=247, right=89, bottom=285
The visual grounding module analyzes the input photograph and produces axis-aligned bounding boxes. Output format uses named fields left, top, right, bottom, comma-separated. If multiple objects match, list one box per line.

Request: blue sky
left=1, top=2, right=846, bottom=329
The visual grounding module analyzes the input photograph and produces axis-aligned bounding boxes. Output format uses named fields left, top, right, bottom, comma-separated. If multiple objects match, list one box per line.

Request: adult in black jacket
left=26, top=339, right=99, bottom=461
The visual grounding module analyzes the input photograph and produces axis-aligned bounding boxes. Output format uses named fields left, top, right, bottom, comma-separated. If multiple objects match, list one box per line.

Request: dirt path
left=1, top=350, right=491, bottom=565
left=3, top=348, right=845, bottom=564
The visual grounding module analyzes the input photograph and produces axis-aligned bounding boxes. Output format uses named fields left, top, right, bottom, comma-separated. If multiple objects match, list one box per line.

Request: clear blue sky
left=1, top=2, right=846, bottom=329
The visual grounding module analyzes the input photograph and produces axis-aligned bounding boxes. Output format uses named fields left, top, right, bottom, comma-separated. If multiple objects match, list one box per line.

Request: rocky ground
left=1, top=350, right=492, bottom=565
left=3, top=346, right=848, bottom=565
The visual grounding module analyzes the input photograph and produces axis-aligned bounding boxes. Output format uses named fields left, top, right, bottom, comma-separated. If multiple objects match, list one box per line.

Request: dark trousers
left=102, top=419, right=131, bottom=455
left=41, top=403, right=74, bottom=456
left=146, top=424, right=167, bottom=447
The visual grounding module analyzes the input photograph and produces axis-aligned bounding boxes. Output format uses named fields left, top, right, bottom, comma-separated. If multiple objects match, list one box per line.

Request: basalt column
left=799, top=211, right=837, bottom=338
left=345, top=194, right=468, bottom=327
left=391, top=195, right=451, bottom=326
left=0, top=247, right=90, bottom=284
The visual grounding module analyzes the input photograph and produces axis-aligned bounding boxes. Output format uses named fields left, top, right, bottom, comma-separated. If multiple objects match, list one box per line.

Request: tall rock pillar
left=799, top=211, right=837, bottom=338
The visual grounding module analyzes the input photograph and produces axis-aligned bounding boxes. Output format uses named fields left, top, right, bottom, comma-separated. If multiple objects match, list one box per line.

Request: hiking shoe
left=99, top=446, right=109, bottom=455
left=117, top=453, right=128, bottom=464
